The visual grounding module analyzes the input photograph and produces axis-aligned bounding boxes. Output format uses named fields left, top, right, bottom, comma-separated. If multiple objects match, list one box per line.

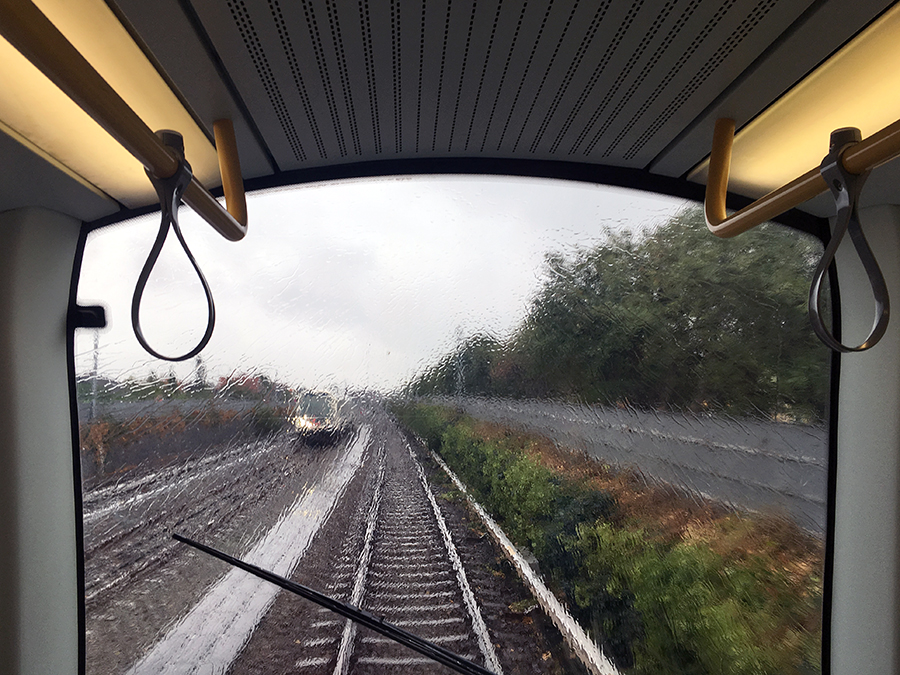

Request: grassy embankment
left=394, top=402, right=823, bottom=675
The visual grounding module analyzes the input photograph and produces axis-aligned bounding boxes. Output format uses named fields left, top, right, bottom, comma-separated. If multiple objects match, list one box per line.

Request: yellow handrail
left=212, top=119, right=247, bottom=230
left=0, top=0, right=247, bottom=241
left=705, top=116, right=900, bottom=238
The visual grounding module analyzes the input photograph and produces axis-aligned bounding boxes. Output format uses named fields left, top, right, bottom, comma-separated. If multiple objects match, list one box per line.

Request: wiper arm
left=173, top=533, right=498, bottom=675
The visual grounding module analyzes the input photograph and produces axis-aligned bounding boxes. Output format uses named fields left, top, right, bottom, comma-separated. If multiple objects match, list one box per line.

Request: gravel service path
left=442, top=396, right=829, bottom=533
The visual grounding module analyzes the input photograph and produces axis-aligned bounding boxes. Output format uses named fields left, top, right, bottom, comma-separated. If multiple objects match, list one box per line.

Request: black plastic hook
left=809, top=128, right=890, bottom=352
left=131, top=130, right=216, bottom=362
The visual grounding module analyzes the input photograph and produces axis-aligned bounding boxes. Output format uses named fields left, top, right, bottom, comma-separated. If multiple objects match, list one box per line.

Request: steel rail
left=705, top=117, right=900, bottom=238
left=0, top=0, right=247, bottom=241
left=173, top=534, right=498, bottom=675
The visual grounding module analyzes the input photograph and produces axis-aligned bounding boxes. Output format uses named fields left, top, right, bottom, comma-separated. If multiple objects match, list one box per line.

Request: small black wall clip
left=69, top=304, right=107, bottom=330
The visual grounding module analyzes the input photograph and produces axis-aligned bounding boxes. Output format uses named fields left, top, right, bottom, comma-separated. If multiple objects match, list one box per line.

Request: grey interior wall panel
left=0, top=207, right=82, bottom=675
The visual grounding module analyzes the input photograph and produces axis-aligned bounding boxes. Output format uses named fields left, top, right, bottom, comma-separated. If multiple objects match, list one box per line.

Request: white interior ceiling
left=2, top=0, right=898, bottom=223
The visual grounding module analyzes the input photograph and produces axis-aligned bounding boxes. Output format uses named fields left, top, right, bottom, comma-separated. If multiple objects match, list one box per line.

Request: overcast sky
left=75, top=176, right=688, bottom=393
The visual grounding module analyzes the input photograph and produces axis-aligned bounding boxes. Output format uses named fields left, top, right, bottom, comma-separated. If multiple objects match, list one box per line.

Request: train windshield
left=75, top=175, right=829, bottom=674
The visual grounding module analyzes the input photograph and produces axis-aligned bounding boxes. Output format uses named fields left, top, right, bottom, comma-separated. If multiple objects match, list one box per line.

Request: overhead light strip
left=0, top=0, right=246, bottom=239
left=704, top=116, right=900, bottom=237
left=0, top=0, right=219, bottom=210
left=691, top=3, right=900, bottom=200
left=0, top=114, right=112, bottom=201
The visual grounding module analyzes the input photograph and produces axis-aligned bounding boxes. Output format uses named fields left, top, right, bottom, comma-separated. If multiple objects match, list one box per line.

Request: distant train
left=291, top=391, right=351, bottom=448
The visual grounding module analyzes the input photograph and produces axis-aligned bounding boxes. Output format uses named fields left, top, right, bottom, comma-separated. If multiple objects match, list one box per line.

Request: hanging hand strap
left=131, top=131, right=216, bottom=362
left=809, top=128, right=890, bottom=352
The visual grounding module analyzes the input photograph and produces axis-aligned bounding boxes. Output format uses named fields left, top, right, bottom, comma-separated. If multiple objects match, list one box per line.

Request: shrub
left=565, top=522, right=821, bottom=674
left=249, top=404, right=290, bottom=436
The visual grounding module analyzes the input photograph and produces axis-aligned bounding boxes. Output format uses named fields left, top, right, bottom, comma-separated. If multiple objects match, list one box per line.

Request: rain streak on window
left=75, top=176, right=829, bottom=675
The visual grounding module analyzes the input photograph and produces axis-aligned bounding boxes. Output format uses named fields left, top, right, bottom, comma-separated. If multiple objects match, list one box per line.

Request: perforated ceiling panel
left=188, top=0, right=815, bottom=173
left=7, top=0, right=899, bottom=222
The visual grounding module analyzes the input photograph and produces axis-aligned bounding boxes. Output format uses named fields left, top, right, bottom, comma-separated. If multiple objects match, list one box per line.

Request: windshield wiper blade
left=173, top=533, right=498, bottom=675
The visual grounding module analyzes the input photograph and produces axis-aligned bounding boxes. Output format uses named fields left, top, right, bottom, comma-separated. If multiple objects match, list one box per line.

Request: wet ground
left=83, top=403, right=582, bottom=674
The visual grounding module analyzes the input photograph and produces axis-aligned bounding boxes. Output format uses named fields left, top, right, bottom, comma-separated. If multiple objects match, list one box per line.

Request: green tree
left=406, top=334, right=503, bottom=397
left=408, top=207, right=830, bottom=420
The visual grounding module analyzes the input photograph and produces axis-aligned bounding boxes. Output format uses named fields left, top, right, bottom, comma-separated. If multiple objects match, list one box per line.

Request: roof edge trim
left=87, top=157, right=829, bottom=240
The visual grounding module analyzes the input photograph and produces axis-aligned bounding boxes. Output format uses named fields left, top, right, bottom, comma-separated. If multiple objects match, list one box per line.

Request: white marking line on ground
left=407, top=441, right=504, bottom=675
left=124, top=427, right=372, bottom=675
left=333, top=443, right=386, bottom=675
left=430, top=449, right=622, bottom=675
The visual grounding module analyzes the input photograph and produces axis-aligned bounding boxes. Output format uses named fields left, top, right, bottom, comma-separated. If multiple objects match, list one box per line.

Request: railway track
left=81, top=431, right=351, bottom=674
left=232, top=419, right=505, bottom=674
left=82, top=436, right=296, bottom=604
left=83, top=405, right=569, bottom=674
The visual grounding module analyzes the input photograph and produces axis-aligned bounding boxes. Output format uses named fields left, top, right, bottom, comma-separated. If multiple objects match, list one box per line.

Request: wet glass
left=75, top=176, right=829, bottom=674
